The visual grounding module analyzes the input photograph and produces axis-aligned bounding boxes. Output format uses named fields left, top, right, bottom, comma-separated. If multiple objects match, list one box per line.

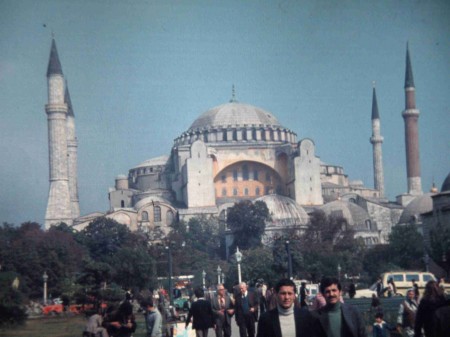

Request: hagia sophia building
left=44, top=38, right=450, bottom=251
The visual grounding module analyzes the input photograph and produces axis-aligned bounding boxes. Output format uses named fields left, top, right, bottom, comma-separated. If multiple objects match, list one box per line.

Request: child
left=372, top=312, right=391, bottom=337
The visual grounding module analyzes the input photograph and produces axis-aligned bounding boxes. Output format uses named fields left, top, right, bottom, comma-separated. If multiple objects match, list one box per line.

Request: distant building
left=44, top=39, right=448, bottom=249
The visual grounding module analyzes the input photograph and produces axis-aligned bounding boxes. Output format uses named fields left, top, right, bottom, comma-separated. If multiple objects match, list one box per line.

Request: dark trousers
left=195, top=329, right=209, bottom=337
left=238, top=314, right=255, bottom=337
left=214, top=315, right=231, bottom=337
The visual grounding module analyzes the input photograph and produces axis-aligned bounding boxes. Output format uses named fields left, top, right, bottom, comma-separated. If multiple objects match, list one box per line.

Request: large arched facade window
left=214, top=161, right=285, bottom=200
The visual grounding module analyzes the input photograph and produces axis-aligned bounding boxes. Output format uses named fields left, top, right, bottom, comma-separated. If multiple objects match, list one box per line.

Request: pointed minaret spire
left=47, top=39, right=63, bottom=77
left=405, top=42, right=415, bottom=89
left=229, top=84, right=237, bottom=103
left=370, top=82, right=385, bottom=197
left=371, top=81, right=380, bottom=120
left=402, top=43, right=422, bottom=195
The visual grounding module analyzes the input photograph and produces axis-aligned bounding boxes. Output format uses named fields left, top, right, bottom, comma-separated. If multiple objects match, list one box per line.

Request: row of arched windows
left=219, top=186, right=280, bottom=197
left=221, top=167, right=271, bottom=183
left=141, top=207, right=174, bottom=225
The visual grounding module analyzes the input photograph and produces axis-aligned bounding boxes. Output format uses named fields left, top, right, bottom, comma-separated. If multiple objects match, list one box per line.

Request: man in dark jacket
left=313, top=277, right=367, bottom=337
left=257, top=278, right=325, bottom=337
left=211, top=284, right=234, bottom=337
left=235, top=282, right=259, bottom=337
left=186, top=287, right=215, bottom=337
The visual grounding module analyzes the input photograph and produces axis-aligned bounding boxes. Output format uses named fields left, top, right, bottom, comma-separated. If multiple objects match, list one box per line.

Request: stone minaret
left=402, top=43, right=422, bottom=195
left=370, top=83, right=385, bottom=197
left=44, top=39, right=72, bottom=228
left=65, top=82, right=80, bottom=219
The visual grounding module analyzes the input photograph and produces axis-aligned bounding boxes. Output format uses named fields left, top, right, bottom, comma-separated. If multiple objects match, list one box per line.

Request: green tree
left=0, top=222, right=85, bottom=299
left=75, top=217, right=157, bottom=291
left=227, top=200, right=270, bottom=250
left=362, top=244, right=399, bottom=282
left=429, top=219, right=450, bottom=274
left=388, top=224, right=424, bottom=270
left=298, top=211, right=364, bottom=282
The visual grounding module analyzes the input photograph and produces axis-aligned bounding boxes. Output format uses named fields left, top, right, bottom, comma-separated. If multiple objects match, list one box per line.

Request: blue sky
left=0, top=0, right=449, bottom=226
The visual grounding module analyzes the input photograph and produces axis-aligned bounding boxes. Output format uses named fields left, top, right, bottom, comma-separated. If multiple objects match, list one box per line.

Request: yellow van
left=380, top=271, right=438, bottom=296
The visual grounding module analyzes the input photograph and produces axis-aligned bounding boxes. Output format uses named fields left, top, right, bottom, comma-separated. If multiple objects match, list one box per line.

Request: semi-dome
left=134, top=195, right=173, bottom=210
left=256, top=194, right=309, bottom=227
left=319, top=200, right=371, bottom=227
left=189, top=102, right=281, bottom=130
left=441, top=172, right=450, bottom=192
left=398, top=193, right=434, bottom=224
left=133, top=155, right=169, bottom=169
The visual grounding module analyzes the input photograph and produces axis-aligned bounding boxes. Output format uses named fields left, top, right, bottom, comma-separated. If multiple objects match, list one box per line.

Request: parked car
left=173, top=297, right=190, bottom=311
left=354, top=287, right=377, bottom=298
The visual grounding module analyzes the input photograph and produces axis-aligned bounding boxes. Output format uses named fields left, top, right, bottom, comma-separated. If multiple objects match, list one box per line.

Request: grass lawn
left=0, top=314, right=148, bottom=337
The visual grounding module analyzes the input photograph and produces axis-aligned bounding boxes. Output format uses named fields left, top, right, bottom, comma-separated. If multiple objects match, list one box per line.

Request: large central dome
left=189, top=102, right=281, bottom=130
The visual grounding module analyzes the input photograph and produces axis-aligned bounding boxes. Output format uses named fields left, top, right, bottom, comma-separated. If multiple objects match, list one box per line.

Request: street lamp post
left=43, top=271, right=48, bottom=305
left=217, top=265, right=222, bottom=284
left=285, top=240, right=293, bottom=280
left=166, top=246, right=174, bottom=306
left=235, top=247, right=242, bottom=284
left=202, top=270, right=206, bottom=289
left=424, top=253, right=430, bottom=272
left=337, top=264, right=342, bottom=282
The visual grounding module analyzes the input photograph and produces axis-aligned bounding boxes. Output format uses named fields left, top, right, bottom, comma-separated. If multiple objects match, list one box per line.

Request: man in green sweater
left=256, top=278, right=324, bottom=337
left=313, top=277, right=367, bottom=337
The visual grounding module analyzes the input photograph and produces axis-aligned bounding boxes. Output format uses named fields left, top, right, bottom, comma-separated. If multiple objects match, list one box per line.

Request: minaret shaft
left=44, top=40, right=73, bottom=228
left=402, top=45, right=422, bottom=195
left=370, top=86, right=384, bottom=197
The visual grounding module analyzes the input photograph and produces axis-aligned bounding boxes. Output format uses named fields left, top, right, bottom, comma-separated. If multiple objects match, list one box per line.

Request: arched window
left=244, top=188, right=249, bottom=196
left=121, top=200, right=125, bottom=207
left=142, top=211, right=149, bottom=221
left=233, top=188, right=238, bottom=196
left=154, top=206, right=161, bottom=222
left=243, top=165, right=249, bottom=180
left=222, top=188, right=227, bottom=196
left=166, top=210, right=174, bottom=225
left=255, top=187, right=260, bottom=196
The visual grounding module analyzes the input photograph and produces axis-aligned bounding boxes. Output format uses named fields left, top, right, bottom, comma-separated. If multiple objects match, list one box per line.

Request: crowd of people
left=82, top=278, right=450, bottom=337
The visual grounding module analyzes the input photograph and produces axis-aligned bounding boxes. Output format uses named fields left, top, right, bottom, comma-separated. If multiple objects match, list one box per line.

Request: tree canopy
left=227, top=200, right=270, bottom=250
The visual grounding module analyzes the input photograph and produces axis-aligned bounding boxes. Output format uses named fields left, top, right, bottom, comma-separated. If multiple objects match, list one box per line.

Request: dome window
left=142, top=211, right=149, bottom=221
left=166, top=210, right=174, bottom=225
left=243, top=165, right=249, bottom=180
left=253, top=170, right=259, bottom=181
left=154, top=206, right=161, bottom=222
left=233, top=170, right=238, bottom=181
